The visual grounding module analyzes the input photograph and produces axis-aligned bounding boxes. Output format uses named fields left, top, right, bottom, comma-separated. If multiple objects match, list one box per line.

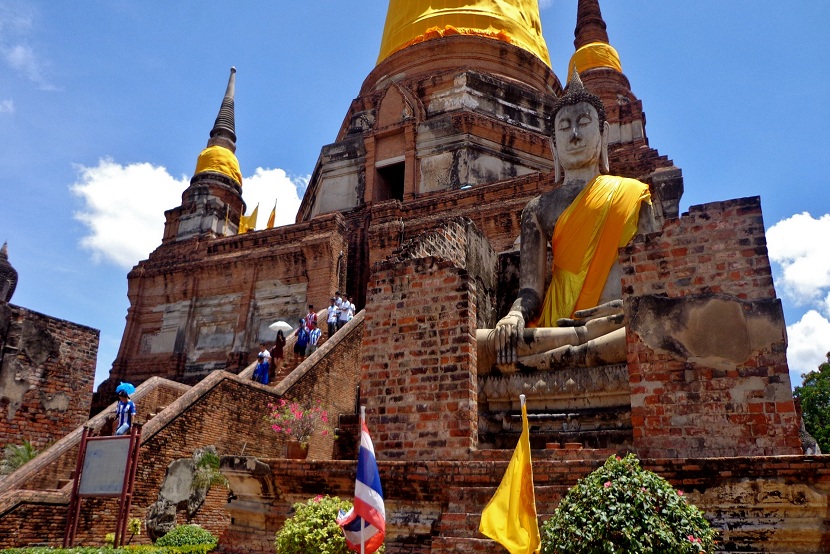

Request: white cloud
left=0, top=3, right=56, bottom=90
left=787, top=310, right=830, bottom=387
left=71, top=159, right=306, bottom=269
left=0, top=99, right=13, bottom=113
left=767, top=212, right=830, bottom=309
left=71, top=159, right=188, bottom=268
left=538, top=0, right=553, bottom=9
left=239, top=167, right=304, bottom=229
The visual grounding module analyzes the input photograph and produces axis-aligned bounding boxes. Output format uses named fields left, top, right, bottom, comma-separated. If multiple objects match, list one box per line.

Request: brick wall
left=621, top=197, right=801, bottom=458
left=96, top=212, right=348, bottom=413
left=217, top=454, right=830, bottom=554
left=0, top=372, right=284, bottom=548
left=362, top=256, right=478, bottom=460
left=0, top=303, right=98, bottom=452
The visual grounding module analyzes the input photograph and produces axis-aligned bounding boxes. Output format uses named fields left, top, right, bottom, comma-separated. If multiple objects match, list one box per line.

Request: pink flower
left=314, top=495, right=323, bottom=502
left=677, top=490, right=684, bottom=496
left=604, top=481, right=612, bottom=488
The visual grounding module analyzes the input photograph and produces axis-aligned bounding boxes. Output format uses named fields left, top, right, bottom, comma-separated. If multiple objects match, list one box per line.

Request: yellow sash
left=534, top=175, right=650, bottom=327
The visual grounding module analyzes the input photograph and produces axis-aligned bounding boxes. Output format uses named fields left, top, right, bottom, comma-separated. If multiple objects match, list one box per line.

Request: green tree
left=541, top=454, right=716, bottom=554
left=0, top=440, right=39, bottom=475
left=794, top=351, right=830, bottom=453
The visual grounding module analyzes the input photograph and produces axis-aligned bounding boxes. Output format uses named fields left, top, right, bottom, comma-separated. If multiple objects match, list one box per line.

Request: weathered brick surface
left=216, top=454, right=830, bottom=554
left=621, top=197, right=801, bottom=458
left=272, top=311, right=365, bottom=460
left=362, top=255, right=478, bottom=461
left=0, top=304, right=98, bottom=452
left=0, top=372, right=285, bottom=548
left=94, top=212, right=349, bottom=414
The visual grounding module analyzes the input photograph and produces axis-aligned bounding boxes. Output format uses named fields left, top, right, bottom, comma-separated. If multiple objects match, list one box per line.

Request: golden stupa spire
left=194, top=67, right=243, bottom=186
left=567, top=0, right=622, bottom=76
left=377, top=0, right=551, bottom=68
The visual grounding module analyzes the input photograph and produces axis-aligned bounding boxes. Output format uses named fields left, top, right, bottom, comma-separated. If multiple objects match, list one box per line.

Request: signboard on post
left=78, top=436, right=132, bottom=496
left=64, top=425, right=142, bottom=549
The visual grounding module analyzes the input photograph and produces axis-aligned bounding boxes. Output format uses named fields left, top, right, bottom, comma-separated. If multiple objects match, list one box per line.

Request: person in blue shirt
left=293, top=319, right=309, bottom=364
left=115, top=391, right=136, bottom=435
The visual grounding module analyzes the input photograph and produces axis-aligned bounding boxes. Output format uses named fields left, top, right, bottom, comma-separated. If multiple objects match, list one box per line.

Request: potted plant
left=267, top=398, right=335, bottom=459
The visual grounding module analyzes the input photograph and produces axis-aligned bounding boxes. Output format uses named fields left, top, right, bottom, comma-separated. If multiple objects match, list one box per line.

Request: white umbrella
left=269, top=320, right=293, bottom=332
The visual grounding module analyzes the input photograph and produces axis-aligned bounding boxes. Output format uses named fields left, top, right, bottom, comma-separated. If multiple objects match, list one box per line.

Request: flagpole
left=360, top=405, right=366, bottom=554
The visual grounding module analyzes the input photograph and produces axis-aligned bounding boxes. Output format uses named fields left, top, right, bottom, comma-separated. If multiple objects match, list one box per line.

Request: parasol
left=115, top=382, right=136, bottom=396
left=268, top=320, right=293, bottom=333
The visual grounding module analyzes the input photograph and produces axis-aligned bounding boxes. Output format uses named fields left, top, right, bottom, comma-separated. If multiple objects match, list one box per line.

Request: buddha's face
left=553, top=102, right=602, bottom=171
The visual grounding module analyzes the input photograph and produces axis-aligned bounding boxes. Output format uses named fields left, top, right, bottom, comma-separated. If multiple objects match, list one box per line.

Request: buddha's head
left=550, top=69, right=609, bottom=178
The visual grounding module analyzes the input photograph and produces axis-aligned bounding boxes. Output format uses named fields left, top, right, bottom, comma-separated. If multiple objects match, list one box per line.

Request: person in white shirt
left=254, top=343, right=271, bottom=385
left=327, top=297, right=338, bottom=337
left=337, top=294, right=352, bottom=330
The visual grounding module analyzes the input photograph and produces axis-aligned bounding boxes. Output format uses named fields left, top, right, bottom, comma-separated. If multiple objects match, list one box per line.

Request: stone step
left=430, top=536, right=507, bottom=553
left=56, top=478, right=72, bottom=489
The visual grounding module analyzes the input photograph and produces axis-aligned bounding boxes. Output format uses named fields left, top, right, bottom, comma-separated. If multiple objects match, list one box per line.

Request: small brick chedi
left=1, top=1, right=827, bottom=553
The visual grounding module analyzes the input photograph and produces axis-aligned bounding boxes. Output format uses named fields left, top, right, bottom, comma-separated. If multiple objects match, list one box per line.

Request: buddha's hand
left=556, top=299, right=624, bottom=327
left=494, top=311, right=525, bottom=365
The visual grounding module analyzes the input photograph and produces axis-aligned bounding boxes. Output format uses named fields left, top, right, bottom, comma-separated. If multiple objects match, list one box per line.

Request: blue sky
left=1, top=1, right=828, bottom=390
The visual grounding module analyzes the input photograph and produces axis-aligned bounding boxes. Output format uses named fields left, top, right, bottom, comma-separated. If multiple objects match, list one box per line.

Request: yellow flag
left=266, top=200, right=276, bottom=229
left=247, top=204, right=259, bottom=231
left=237, top=203, right=259, bottom=234
left=479, top=396, right=540, bottom=554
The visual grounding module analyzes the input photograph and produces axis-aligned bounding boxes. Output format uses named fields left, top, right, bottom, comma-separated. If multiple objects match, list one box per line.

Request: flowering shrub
left=274, top=495, right=384, bottom=554
left=267, top=399, right=335, bottom=444
left=541, top=454, right=716, bottom=553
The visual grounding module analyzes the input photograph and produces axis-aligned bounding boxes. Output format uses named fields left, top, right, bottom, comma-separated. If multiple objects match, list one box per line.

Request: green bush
left=155, top=525, right=217, bottom=548
left=541, top=454, right=716, bottom=554
left=275, top=495, right=384, bottom=554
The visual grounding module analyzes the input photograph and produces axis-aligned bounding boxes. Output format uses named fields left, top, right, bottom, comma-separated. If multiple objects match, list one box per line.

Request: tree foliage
left=541, top=454, right=716, bottom=554
left=794, top=352, right=830, bottom=453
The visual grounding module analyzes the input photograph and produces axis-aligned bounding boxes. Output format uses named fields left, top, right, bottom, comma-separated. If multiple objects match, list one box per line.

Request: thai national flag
left=337, top=416, right=385, bottom=553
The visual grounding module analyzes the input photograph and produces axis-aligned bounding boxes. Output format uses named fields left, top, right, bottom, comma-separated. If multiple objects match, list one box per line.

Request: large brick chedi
left=622, top=197, right=801, bottom=458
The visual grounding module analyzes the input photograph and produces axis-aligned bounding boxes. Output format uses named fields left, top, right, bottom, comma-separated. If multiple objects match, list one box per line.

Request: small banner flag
left=479, top=394, right=541, bottom=554
left=266, top=199, right=277, bottom=229
left=238, top=203, right=259, bottom=234
left=337, top=407, right=385, bottom=553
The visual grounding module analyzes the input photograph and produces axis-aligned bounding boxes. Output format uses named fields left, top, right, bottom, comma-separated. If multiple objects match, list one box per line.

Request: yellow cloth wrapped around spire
left=567, top=42, right=622, bottom=77
left=378, top=0, right=551, bottom=68
left=535, top=175, right=650, bottom=327
left=194, top=145, right=243, bottom=186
